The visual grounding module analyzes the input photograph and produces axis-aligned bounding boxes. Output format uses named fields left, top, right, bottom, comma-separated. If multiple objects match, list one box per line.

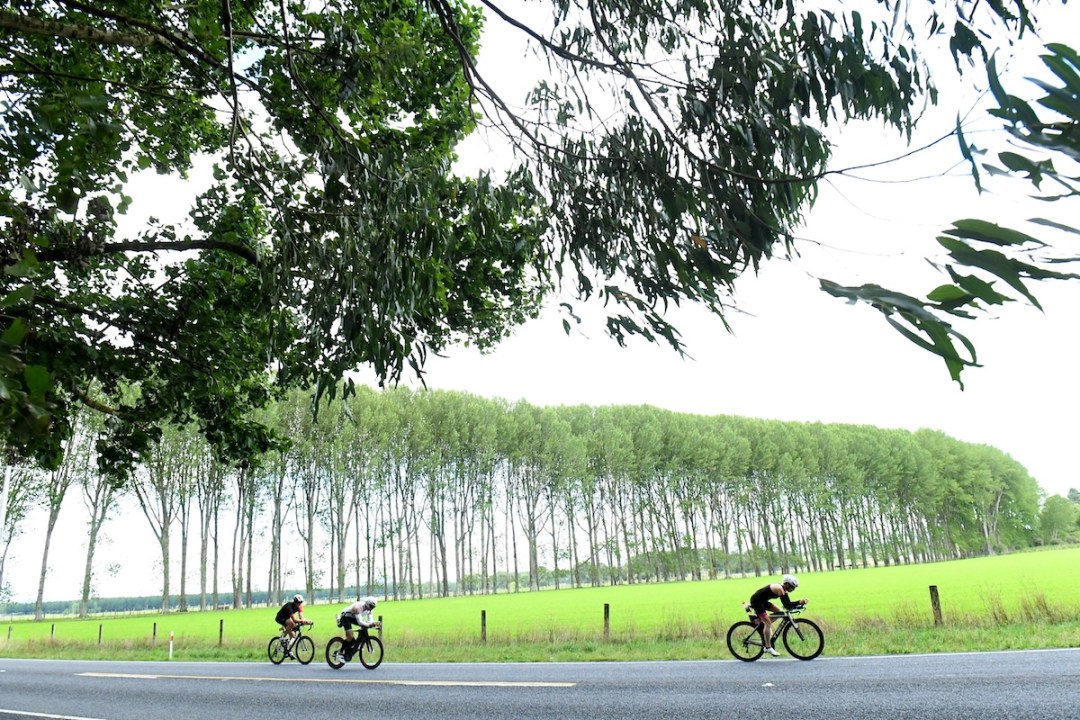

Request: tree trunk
left=34, top=505, right=63, bottom=621
left=78, top=499, right=108, bottom=617
left=159, top=525, right=172, bottom=612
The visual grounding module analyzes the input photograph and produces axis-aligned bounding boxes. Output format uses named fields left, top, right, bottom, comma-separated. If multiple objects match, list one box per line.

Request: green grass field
left=3, top=546, right=1079, bottom=662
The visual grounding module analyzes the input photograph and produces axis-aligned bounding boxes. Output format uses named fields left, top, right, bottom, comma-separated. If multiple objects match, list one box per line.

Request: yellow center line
left=76, top=672, right=575, bottom=688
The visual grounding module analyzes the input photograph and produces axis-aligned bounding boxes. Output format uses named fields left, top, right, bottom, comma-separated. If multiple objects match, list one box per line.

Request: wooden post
left=929, top=585, right=943, bottom=626
left=603, top=603, right=610, bottom=641
left=98, top=624, right=103, bottom=644
left=219, top=619, right=224, bottom=646
left=153, top=622, right=157, bottom=646
left=50, top=623, right=55, bottom=640
left=7, top=624, right=12, bottom=641
left=481, top=610, right=487, bottom=643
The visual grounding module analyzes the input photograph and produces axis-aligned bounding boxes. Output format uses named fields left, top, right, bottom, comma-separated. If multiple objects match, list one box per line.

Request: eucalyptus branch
left=222, top=0, right=242, bottom=160
left=74, top=388, right=128, bottom=419
left=37, top=238, right=260, bottom=266
left=0, top=8, right=163, bottom=47
left=425, top=0, right=594, bottom=170
left=476, top=0, right=621, bottom=74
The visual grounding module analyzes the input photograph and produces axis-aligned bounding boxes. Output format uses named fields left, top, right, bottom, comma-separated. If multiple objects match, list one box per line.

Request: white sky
left=4, top=3, right=1078, bottom=606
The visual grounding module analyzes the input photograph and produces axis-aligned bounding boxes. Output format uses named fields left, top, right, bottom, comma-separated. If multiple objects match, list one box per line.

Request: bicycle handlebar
left=283, top=620, right=315, bottom=633
left=769, top=607, right=804, bottom=618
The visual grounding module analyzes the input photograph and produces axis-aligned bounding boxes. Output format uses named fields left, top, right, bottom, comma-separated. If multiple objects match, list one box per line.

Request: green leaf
left=943, top=219, right=1043, bottom=247
left=926, top=284, right=969, bottom=303
left=2, top=318, right=28, bottom=345
left=946, top=268, right=1012, bottom=307
left=1, top=284, right=34, bottom=308
left=24, top=365, right=51, bottom=397
left=1028, top=217, right=1080, bottom=236
left=956, top=116, right=983, bottom=193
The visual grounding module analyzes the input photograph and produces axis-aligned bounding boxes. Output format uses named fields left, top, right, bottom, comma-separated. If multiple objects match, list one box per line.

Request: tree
left=131, top=423, right=192, bottom=612
left=77, top=432, right=120, bottom=617
left=1039, top=495, right=1079, bottom=545
left=0, top=461, right=39, bottom=599
left=33, top=409, right=90, bottom=619
left=193, top=453, right=226, bottom=611
left=0, top=0, right=1049, bottom=475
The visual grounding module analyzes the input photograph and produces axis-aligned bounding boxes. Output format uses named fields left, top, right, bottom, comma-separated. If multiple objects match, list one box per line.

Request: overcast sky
left=4, top=3, right=1078, bottom=605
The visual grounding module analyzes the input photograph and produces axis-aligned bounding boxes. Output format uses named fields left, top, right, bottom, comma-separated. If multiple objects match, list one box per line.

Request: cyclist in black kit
left=745, top=574, right=807, bottom=657
left=275, top=593, right=310, bottom=645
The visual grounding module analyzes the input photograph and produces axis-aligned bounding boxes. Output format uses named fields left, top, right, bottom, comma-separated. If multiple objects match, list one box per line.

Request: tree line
left=5, top=386, right=1076, bottom=617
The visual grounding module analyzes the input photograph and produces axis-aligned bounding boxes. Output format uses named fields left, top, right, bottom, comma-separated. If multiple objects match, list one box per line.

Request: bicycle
left=726, top=604, right=824, bottom=661
left=268, top=621, right=316, bottom=665
left=326, top=623, right=384, bottom=670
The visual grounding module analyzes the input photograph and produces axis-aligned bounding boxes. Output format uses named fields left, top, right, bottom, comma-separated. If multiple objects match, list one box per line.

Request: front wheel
left=726, top=621, right=764, bottom=662
left=325, top=637, right=347, bottom=669
left=268, top=637, right=287, bottom=665
left=295, top=635, right=315, bottom=664
left=782, top=618, right=824, bottom=660
left=358, top=636, right=384, bottom=669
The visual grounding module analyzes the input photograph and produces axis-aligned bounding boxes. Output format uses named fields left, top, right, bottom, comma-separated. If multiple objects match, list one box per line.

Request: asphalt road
left=1, top=648, right=1077, bottom=720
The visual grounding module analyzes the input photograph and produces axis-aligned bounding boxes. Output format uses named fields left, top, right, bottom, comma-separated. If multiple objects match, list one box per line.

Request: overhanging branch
left=0, top=8, right=163, bottom=48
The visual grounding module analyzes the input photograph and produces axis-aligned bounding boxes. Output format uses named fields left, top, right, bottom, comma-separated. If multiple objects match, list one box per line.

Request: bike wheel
left=358, top=635, right=384, bottom=669
left=295, top=636, right=316, bottom=665
left=325, top=637, right=347, bottom=670
left=268, top=637, right=287, bottom=665
left=782, top=618, right=824, bottom=660
left=726, top=621, right=764, bottom=662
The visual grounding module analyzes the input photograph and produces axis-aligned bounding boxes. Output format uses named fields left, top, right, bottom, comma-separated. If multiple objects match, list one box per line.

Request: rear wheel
left=295, top=636, right=315, bottom=664
left=782, top=618, right=824, bottom=660
left=359, top=636, right=384, bottom=669
left=325, top=637, right=347, bottom=669
left=268, top=637, right=287, bottom=665
left=726, top=621, right=764, bottom=662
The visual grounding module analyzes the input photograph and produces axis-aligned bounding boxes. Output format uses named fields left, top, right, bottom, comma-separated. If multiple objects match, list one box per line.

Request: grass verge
left=4, top=546, right=1078, bottom=663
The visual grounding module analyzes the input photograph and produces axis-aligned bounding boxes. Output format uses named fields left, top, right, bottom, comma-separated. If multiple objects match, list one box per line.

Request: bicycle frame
left=747, top=608, right=802, bottom=645
left=344, top=625, right=373, bottom=654
left=279, top=622, right=310, bottom=649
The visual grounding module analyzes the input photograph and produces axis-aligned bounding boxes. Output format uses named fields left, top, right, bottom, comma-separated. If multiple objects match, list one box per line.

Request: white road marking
left=0, top=709, right=110, bottom=720
left=75, top=672, right=575, bottom=688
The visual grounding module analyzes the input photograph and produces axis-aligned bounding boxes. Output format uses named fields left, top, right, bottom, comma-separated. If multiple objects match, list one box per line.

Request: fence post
left=219, top=619, right=224, bottom=646
left=929, top=585, right=943, bottom=626
left=603, top=603, right=610, bottom=641
left=50, top=623, right=55, bottom=640
left=481, top=610, right=487, bottom=643
left=153, top=622, right=157, bottom=646
left=98, top=624, right=103, bottom=644
left=7, top=624, right=11, bottom=641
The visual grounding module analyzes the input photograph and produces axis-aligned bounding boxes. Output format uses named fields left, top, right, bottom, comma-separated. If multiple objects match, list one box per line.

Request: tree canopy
left=0, top=0, right=1064, bottom=475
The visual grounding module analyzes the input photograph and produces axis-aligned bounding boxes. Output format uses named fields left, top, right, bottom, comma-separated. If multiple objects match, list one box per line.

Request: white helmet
left=362, top=595, right=377, bottom=610
left=293, top=593, right=304, bottom=603
left=782, top=574, right=799, bottom=589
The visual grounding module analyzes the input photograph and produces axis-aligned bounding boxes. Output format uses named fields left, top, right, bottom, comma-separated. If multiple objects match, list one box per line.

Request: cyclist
left=745, top=574, right=807, bottom=657
left=275, top=593, right=310, bottom=649
left=334, top=596, right=381, bottom=662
